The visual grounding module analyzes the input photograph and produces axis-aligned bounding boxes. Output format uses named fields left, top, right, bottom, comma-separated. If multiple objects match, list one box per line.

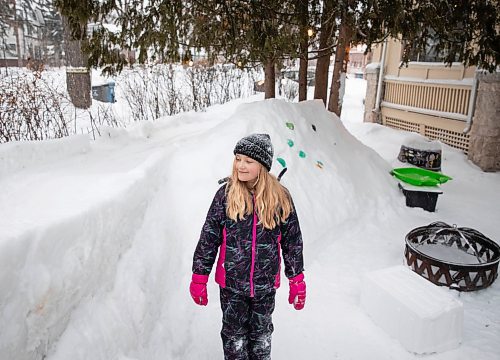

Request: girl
left=190, top=133, right=306, bottom=360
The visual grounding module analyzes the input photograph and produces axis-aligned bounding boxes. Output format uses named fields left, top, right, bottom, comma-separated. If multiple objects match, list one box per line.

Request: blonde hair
left=226, top=158, right=292, bottom=229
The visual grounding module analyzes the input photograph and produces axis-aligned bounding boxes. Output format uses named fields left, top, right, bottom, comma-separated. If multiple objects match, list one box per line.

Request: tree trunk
left=298, top=0, right=308, bottom=102
left=264, top=60, right=275, bottom=99
left=313, top=1, right=335, bottom=106
left=62, top=16, right=91, bottom=109
left=298, top=56, right=308, bottom=101
left=327, top=20, right=351, bottom=116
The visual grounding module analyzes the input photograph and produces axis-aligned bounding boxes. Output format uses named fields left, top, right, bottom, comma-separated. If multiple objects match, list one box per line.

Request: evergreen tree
left=319, top=0, right=499, bottom=116
left=188, top=1, right=302, bottom=98
left=357, top=0, right=499, bottom=72
left=54, top=0, right=305, bottom=98
left=53, top=0, right=499, bottom=105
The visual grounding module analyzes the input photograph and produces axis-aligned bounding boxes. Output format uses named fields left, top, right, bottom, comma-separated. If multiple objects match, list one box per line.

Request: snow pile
left=0, top=135, right=90, bottom=178
left=1, top=80, right=499, bottom=360
left=0, top=136, right=168, bottom=359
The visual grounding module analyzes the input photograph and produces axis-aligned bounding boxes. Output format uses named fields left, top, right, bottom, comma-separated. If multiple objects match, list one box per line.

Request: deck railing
left=381, top=78, right=472, bottom=152
left=383, top=79, right=471, bottom=117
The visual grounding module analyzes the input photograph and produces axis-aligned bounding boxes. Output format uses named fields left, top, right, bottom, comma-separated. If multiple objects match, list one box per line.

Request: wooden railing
left=383, top=79, right=471, bottom=116
left=381, top=78, right=473, bottom=152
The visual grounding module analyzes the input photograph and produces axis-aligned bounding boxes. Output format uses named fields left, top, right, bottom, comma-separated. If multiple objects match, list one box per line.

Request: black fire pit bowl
left=405, top=221, right=500, bottom=291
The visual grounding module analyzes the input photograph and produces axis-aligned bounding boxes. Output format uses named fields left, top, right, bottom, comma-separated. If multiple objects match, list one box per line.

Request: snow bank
left=0, top=133, right=169, bottom=359
left=0, top=98, right=397, bottom=359
left=1, top=93, right=499, bottom=360
left=0, top=135, right=90, bottom=178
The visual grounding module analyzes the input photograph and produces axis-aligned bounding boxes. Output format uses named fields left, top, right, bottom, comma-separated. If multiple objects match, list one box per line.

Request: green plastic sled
left=391, top=167, right=452, bottom=186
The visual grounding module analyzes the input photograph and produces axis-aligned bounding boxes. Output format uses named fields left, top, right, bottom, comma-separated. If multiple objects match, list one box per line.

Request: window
left=7, top=43, right=17, bottom=55
left=405, top=28, right=461, bottom=63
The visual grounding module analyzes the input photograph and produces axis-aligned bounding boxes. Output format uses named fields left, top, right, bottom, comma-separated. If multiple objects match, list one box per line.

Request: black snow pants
left=220, top=288, right=276, bottom=360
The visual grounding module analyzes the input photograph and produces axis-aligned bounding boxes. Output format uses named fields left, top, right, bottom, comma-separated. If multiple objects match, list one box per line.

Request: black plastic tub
left=398, top=183, right=442, bottom=212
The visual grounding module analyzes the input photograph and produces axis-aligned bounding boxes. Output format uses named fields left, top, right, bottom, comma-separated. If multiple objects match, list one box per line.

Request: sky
left=0, top=74, right=499, bottom=360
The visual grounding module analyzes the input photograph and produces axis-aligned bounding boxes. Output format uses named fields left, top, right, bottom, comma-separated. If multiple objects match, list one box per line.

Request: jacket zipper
left=250, top=195, right=257, bottom=297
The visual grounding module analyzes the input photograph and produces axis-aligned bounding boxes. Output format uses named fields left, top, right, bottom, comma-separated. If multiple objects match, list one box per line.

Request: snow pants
left=220, top=288, right=276, bottom=360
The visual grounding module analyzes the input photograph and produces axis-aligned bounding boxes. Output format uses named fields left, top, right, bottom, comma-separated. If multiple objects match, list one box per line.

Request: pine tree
left=189, top=1, right=302, bottom=99
left=321, top=0, right=499, bottom=117
left=357, top=0, right=499, bottom=72
left=54, top=0, right=305, bottom=98
left=52, top=0, right=499, bottom=106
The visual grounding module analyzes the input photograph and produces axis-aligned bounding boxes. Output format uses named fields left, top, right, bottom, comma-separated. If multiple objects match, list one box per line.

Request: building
left=347, top=44, right=371, bottom=79
left=1, top=5, right=60, bottom=68
left=364, top=38, right=499, bottom=172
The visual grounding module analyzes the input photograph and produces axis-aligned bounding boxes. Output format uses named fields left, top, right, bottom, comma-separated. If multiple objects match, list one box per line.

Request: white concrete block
left=360, top=265, right=463, bottom=354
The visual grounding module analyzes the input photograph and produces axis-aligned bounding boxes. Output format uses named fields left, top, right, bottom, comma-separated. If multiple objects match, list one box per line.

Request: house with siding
left=1, top=7, right=46, bottom=68
left=363, top=38, right=499, bottom=172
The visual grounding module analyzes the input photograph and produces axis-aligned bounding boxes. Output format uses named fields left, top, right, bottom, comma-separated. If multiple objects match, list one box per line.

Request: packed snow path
left=1, top=98, right=499, bottom=360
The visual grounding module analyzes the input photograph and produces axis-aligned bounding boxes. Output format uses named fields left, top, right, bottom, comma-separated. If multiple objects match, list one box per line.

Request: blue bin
left=92, top=81, right=116, bottom=103
left=106, top=81, right=115, bottom=103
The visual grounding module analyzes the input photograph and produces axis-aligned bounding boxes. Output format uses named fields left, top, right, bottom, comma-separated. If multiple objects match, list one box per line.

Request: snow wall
left=0, top=99, right=399, bottom=359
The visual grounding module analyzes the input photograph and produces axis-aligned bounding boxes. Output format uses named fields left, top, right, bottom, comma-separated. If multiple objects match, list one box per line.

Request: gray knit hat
left=233, top=133, right=274, bottom=171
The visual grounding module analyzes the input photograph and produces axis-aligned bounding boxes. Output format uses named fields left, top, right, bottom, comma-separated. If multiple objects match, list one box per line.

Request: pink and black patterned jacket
left=192, top=184, right=304, bottom=297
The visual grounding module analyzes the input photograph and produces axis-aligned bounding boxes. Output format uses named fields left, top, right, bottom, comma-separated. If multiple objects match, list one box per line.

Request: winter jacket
left=192, top=184, right=304, bottom=297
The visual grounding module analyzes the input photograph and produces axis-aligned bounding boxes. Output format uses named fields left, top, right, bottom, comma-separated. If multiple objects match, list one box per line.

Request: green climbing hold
left=277, top=157, right=287, bottom=167
left=286, top=122, right=295, bottom=130
left=287, top=139, right=294, bottom=147
left=299, top=151, right=306, bottom=158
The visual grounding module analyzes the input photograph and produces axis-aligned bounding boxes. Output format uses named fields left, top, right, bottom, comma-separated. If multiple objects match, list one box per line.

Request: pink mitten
left=288, top=273, right=306, bottom=310
left=190, top=273, right=209, bottom=306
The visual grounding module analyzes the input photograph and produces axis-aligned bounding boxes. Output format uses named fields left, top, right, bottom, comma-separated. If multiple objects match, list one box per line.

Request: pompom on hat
left=233, top=133, right=274, bottom=171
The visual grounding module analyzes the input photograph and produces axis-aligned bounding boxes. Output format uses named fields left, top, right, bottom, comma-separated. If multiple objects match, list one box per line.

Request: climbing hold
left=316, top=161, right=324, bottom=169
left=287, top=139, right=294, bottom=147
left=312, top=124, right=317, bottom=131
left=299, top=151, right=306, bottom=158
left=277, top=157, right=287, bottom=167
left=286, top=122, right=295, bottom=130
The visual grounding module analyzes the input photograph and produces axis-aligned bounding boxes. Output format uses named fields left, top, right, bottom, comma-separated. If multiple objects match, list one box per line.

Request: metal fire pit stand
left=405, top=222, right=500, bottom=291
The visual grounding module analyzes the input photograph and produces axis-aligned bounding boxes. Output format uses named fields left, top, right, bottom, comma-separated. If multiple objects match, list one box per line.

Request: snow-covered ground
left=1, top=75, right=499, bottom=360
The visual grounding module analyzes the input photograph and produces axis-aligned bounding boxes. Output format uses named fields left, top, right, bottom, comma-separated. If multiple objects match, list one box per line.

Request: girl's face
left=235, top=154, right=261, bottom=184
